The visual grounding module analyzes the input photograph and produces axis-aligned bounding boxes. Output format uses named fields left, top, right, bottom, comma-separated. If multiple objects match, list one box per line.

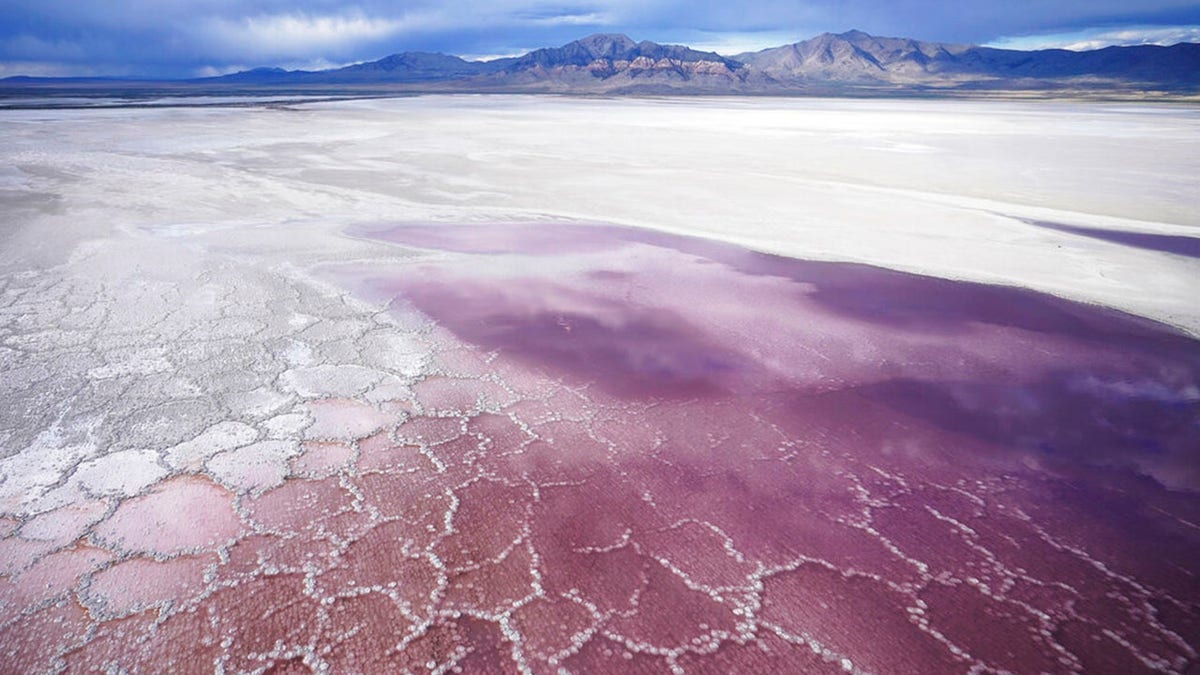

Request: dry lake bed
left=1, top=95, right=1198, bottom=673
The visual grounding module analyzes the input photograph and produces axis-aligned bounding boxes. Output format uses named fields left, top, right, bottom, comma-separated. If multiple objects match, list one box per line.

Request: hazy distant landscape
left=4, top=30, right=1200, bottom=101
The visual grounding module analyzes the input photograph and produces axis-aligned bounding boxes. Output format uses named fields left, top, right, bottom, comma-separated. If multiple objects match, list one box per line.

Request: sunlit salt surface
left=4, top=220, right=1196, bottom=673
left=1, top=96, right=1198, bottom=673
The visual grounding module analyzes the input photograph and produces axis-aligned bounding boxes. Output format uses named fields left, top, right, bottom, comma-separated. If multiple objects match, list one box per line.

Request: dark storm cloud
left=1, top=0, right=1198, bottom=77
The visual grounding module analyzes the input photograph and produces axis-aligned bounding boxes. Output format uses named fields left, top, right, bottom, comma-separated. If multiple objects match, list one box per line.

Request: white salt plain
left=3, top=95, right=1197, bottom=334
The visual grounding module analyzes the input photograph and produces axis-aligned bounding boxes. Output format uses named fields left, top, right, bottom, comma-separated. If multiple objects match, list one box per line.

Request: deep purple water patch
left=1027, top=219, right=1200, bottom=260
left=361, top=222, right=1199, bottom=424
left=390, top=277, right=753, bottom=398
left=338, top=222, right=1200, bottom=672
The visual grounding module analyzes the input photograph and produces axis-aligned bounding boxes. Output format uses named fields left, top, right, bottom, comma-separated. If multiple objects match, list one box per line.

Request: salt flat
left=1, top=96, right=1198, bottom=673
left=4, top=95, right=1197, bottom=332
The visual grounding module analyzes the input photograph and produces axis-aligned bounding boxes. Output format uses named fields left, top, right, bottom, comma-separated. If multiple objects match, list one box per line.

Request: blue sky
left=2, top=0, right=1199, bottom=77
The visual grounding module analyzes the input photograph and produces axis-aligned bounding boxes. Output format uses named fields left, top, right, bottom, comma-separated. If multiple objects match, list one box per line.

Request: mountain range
left=6, top=30, right=1200, bottom=97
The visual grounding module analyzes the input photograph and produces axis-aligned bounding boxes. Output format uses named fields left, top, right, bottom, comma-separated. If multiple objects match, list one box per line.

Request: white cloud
left=526, top=12, right=611, bottom=26
left=196, top=11, right=428, bottom=59
left=193, top=64, right=247, bottom=78
left=987, top=25, right=1200, bottom=51
left=454, top=50, right=530, bottom=62
left=671, top=30, right=807, bottom=55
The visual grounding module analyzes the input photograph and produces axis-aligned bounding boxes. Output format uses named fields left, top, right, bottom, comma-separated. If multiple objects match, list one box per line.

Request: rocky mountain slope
left=737, top=30, right=1200, bottom=89
left=480, top=33, right=746, bottom=91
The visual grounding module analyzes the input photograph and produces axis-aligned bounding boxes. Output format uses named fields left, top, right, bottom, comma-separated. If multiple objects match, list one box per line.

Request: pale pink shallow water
left=2, top=223, right=1198, bottom=673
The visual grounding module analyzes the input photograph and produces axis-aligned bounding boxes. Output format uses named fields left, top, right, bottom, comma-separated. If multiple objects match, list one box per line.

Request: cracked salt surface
left=1, top=97, right=1198, bottom=674
left=164, top=421, right=259, bottom=472
left=207, top=440, right=300, bottom=493
left=6, top=218, right=1195, bottom=674
left=73, top=449, right=167, bottom=498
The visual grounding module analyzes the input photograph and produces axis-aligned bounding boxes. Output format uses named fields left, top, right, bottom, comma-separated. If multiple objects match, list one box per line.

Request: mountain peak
left=572, top=33, right=638, bottom=58
left=355, top=52, right=472, bottom=70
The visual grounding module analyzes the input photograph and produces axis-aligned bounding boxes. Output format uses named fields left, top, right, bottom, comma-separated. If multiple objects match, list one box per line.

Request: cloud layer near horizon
left=2, top=0, right=1199, bottom=77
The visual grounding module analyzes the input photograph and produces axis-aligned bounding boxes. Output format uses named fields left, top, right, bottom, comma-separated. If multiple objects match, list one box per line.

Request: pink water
left=2, top=222, right=1197, bottom=673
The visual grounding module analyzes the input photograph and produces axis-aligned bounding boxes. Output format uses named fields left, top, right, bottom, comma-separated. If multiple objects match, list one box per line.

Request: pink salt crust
left=1, top=223, right=1197, bottom=673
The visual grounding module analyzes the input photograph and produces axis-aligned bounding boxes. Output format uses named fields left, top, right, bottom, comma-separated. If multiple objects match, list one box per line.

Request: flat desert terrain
left=1, top=96, right=1198, bottom=673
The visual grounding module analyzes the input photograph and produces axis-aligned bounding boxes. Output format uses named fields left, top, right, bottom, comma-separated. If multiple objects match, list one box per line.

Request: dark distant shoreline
left=3, top=88, right=1199, bottom=112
